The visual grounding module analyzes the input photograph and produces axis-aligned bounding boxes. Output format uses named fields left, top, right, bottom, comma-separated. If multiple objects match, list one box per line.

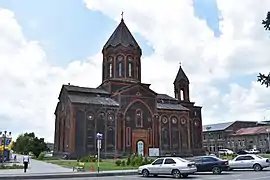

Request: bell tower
left=174, top=64, right=190, bottom=102
left=101, top=16, right=142, bottom=84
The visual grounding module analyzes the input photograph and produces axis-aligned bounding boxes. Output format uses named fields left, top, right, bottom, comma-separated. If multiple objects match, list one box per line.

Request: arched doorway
left=137, top=140, right=144, bottom=156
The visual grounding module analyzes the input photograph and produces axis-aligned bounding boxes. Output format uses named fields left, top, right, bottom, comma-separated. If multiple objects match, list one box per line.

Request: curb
left=0, top=171, right=138, bottom=179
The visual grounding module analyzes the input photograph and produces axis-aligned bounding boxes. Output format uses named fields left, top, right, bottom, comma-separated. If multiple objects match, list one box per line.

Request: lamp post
left=96, top=133, right=103, bottom=173
left=1, top=131, right=7, bottom=166
left=266, top=128, right=270, bottom=151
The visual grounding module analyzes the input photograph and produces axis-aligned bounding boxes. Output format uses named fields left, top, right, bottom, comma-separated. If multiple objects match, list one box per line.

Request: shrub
left=37, top=152, right=45, bottom=160
left=121, top=160, right=126, bottom=166
left=136, top=155, right=143, bottom=166
left=131, top=160, right=136, bottom=166
left=144, top=156, right=149, bottom=164
left=115, top=160, right=121, bottom=166
left=127, top=157, right=131, bottom=165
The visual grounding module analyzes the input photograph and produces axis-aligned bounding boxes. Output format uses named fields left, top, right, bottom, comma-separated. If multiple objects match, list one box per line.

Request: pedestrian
left=14, top=154, right=17, bottom=162
left=22, top=153, right=30, bottom=173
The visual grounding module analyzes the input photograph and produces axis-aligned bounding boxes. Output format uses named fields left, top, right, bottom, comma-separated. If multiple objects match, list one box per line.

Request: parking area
left=37, top=168, right=270, bottom=180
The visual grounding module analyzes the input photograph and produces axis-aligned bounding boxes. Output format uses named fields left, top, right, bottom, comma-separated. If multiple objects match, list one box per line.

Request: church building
left=53, top=18, right=203, bottom=158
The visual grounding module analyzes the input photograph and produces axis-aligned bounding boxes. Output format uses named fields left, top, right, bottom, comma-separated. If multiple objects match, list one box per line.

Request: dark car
left=237, top=150, right=249, bottom=155
left=191, top=156, right=229, bottom=174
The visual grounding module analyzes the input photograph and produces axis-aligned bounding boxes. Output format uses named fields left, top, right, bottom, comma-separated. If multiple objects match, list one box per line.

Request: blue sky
left=0, top=0, right=220, bottom=66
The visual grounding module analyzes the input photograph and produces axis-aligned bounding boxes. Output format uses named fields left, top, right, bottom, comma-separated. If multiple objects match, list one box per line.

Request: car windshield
left=256, top=155, right=263, bottom=159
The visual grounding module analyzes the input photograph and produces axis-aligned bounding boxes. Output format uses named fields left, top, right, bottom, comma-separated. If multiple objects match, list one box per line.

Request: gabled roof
left=157, top=103, right=189, bottom=111
left=174, top=65, right=189, bottom=84
left=63, top=84, right=110, bottom=95
left=68, top=94, right=119, bottom=107
left=103, top=19, right=141, bottom=51
left=113, top=83, right=157, bottom=96
left=157, top=94, right=178, bottom=101
left=234, top=126, right=270, bottom=136
left=203, top=122, right=234, bottom=132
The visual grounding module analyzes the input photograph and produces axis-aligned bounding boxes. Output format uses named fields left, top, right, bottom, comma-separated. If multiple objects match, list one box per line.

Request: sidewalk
left=0, top=154, right=72, bottom=175
left=0, top=170, right=138, bottom=179
left=0, top=155, right=137, bottom=179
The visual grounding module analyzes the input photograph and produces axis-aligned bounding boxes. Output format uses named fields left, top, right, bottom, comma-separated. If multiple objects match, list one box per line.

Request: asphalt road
left=35, top=169, right=270, bottom=180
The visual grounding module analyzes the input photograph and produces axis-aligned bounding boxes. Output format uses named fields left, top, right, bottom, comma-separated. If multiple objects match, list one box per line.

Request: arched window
left=136, top=64, right=139, bottom=79
left=109, top=63, right=112, bottom=77
left=128, top=63, right=132, bottom=77
left=117, top=55, right=123, bottom=77
left=118, top=62, right=122, bottom=76
left=180, top=89, right=184, bottom=100
left=136, top=109, right=143, bottom=127
left=127, top=56, right=133, bottom=77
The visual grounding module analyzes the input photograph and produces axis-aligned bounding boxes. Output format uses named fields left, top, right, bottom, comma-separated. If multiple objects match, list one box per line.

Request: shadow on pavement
left=139, top=175, right=200, bottom=179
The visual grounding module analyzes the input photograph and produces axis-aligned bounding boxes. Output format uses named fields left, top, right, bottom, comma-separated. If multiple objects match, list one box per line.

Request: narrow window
left=180, top=89, right=184, bottom=100
left=109, top=63, right=112, bottom=77
left=136, top=65, right=139, bottom=78
left=136, top=109, right=143, bottom=127
left=128, top=63, right=132, bottom=77
left=126, top=127, right=131, bottom=146
left=148, top=128, right=152, bottom=145
left=118, top=62, right=122, bottom=76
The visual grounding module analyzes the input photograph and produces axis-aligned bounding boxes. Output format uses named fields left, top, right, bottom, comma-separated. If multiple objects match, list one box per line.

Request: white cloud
left=83, top=0, right=270, bottom=125
left=1, top=0, right=270, bottom=142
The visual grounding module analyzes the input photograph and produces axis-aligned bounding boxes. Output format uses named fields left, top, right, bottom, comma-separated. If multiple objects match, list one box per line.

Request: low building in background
left=228, top=126, right=270, bottom=153
left=46, top=142, right=54, bottom=152
left=202, top=121, right=258, bottom=153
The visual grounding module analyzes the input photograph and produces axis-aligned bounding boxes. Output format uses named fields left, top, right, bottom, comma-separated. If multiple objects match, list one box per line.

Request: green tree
left=258, top=11, right=270, bottom=87
left=12, top=132, right=49, bottom=158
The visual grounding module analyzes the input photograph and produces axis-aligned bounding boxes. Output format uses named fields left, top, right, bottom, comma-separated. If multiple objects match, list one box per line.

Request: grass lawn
left=46, top=160, right=138, bottom=171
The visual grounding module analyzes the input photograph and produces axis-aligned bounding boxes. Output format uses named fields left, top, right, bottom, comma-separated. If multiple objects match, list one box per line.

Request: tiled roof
left=157, top=94, right=178, bottom=101
left=203, top=122, right=234, bottom=132
left=63, top=85, right=110, bottom=94
left=68, top=94, right=119, bottom=107
left=174, top=65, right=189, bottom=84
left=234, top=126, right=270, bottom=136
left=103, top=19, right=140, bottom=51
left=157, top=103, right=189, bottom=111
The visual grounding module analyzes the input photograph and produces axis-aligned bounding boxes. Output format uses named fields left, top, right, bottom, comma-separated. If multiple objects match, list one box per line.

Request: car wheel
left=253, top=164, right=262, bottom=171
left=182, top=174, right=188, bottom=178
left=212, top=167, right=222, bottom=174
left=172, top=169, right=181, bottom=178
left=142, top=169, right=149, bottom=177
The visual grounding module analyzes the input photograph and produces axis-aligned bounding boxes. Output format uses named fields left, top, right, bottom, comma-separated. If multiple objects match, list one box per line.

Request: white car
left=229, top=154, right=270, bottom=171
left=219, top=149, right=234, bottom=155
left=138, top=157, right=197, bottom=178
left=247, top=149, right=260, bottom=154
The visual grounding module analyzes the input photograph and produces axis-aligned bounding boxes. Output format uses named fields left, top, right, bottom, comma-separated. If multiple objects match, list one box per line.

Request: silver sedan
left=229, top=154, right=270, bottom=171
left=138, top=157, right=197, bottom=178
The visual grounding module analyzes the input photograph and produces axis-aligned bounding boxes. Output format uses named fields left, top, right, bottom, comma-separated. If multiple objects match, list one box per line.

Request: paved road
left=0, top=155, right=72, bottom=175
left=35, top=169, right=270, bottom=180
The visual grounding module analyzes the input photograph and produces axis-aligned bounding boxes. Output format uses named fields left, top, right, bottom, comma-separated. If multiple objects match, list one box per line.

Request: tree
left=258, top=11, right=270, bottom=87
left=12, top=132, right=49, bottom=158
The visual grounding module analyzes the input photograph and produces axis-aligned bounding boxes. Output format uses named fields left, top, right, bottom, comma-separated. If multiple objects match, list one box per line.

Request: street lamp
left=266, top=128, right=270, bottom=151
left=1, top=131, right=7, bottom=166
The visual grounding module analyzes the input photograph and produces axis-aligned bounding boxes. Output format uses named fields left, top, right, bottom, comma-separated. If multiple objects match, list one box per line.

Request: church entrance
left=137, top=140, right=144, bottom=156
left=132, top=129, right=148, bottom=156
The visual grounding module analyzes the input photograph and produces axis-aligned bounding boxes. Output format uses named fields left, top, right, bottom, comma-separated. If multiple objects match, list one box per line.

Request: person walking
left=22, top=153, right=30, bottom=173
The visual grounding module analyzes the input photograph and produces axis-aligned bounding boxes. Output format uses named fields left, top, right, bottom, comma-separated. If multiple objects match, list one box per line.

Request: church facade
left=53, top=18, right=203, bottom=158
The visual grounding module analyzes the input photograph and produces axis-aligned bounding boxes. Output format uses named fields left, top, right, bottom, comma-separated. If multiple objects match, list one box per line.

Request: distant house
left=228, top=126, right=270, bottom=153
left=46, top=143, right=54, bottom=152
left=203, top=121, right=258, bottom=153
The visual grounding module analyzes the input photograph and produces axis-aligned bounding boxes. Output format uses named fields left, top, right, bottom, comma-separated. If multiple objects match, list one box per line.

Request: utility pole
left=2, top=131, right=7, bottom=166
